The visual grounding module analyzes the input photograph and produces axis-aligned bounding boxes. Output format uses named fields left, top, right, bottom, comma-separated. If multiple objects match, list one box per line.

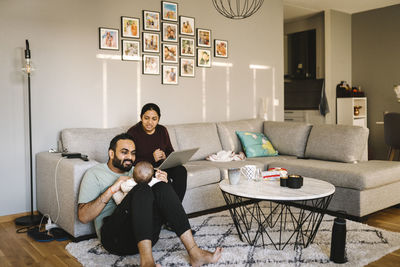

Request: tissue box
left=262, top=168, right=288, bottom=181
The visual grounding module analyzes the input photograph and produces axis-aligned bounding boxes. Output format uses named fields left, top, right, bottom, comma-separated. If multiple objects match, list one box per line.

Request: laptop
left=156, top=148, right=199, bottom=170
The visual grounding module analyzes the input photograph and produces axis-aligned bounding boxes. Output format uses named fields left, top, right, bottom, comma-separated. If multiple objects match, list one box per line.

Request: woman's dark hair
left=140, top=103, right=161, bottom=118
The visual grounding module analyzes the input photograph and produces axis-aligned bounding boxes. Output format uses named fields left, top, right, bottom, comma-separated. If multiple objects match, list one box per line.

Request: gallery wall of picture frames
left=98, top=1, right=229, bottom=85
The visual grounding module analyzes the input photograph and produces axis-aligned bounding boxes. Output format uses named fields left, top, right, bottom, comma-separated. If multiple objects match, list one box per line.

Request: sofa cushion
left=164, top=124, right=179, bottom=150
left=187, top=160, right=264, bottom=180
left=305, top=125, right=369, bottom=163
left=246, top=155, right=297, bottom=169
left=183, top=164, right=221, bottom=190
left=61, top=127, right=126, bottom=163
left=263, top=121, right=312, bottom=158
left=174, top=123, right=222, bottom=161
left=236, top=131, right=278, bottom=157
left=216, top=119, right=264, bottom=153
left=268, top=159, right=400, bottom=191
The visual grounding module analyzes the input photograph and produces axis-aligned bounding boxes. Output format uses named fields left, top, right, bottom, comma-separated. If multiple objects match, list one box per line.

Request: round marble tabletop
left=219, top=177, right=335, bottom=201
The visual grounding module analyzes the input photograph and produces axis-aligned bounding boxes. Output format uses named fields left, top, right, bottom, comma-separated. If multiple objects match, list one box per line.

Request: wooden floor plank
left=2, top=207, right=400, bottom=266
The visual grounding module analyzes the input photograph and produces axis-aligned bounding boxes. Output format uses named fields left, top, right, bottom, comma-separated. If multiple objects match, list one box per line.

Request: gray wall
left=0, top=0, right=283, bottom=216
left=352, top=4, right=400, bottom=160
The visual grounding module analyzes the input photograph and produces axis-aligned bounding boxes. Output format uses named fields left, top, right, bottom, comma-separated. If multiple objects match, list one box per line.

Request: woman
left=127, top=103, right=187, bottom=202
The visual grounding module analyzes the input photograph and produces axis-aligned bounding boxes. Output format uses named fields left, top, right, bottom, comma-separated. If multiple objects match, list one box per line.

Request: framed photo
left=122, top=40, right=140, bottom=61
left=143, top=54, right=160, bottom=75
left=214, top=39, right=228, bottom=58
left=180, top=58, right=195, bottom=77
left=162, top=65, right=178, bottom=85
left=179, top=16, right=195, bottom=36
left=99, top=28, right=119, bottom=50
left=121, top=17, right=139, bottom=38
left=197, top=49, right=211, bottom=68
left=197, top=28, right=211, bottom=47
left=162, top=22, right=178, bottom=42
left=162, top=43, right=178, bottom=63
left=180, top=37, right=195, bottom=57
left=162, top=1, right=178, bottom=22
left=143, top=10, right=160, bottom=31
left=142, top=32, right=160, bottom=53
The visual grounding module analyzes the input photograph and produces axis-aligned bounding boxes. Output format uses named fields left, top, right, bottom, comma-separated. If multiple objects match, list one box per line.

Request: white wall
left=0, top=0, right=284, bottom=216
left=324, top=10, right=352, bottom=124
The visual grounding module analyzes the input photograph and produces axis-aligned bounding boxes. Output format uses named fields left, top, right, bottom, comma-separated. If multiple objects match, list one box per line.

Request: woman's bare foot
left=189, top=246, right=223, bottom=267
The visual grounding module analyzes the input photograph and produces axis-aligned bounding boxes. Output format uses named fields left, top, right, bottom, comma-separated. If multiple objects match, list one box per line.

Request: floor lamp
left=15, top=40, right=42, bottom=226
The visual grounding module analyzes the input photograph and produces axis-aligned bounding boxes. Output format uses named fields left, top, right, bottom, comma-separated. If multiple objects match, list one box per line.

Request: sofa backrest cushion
left=263, top=121, right=312, bottom=158
left=164, top=124, right=179, bottom=150
left=216, top=119, right=264, bottom=153
left=174, top=123, right=222, bottom=161
left=61, top=127, right=127, bottom=163
left=305, top=124, right=369, bottom=163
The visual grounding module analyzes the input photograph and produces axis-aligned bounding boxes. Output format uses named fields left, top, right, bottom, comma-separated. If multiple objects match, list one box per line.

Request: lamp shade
left=394, top=85, right=400, bottom=102
left=212, top=0, right=264, bottom=19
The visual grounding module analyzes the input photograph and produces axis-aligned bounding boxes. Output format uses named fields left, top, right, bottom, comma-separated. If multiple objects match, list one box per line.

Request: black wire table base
left=221, top=191, right=333, bottom=250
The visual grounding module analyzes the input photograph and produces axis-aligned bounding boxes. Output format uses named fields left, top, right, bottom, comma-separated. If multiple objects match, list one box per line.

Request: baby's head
left=133, top=161, right=154, bottom=184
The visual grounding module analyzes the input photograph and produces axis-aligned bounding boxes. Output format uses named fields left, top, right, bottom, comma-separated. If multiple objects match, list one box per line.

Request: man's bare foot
left=189, top=246, right=223, bottom=267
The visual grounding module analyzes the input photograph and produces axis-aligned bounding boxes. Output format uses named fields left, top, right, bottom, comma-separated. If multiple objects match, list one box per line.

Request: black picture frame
left=142, top=32, right=160, bottom=53
left=99, top=27, right=119, bottom=50
left=121, top=16, right=140, bottom=38
left=143, top=10, right=160, bottom=31
left=162, top=43, right=178, bottom=63
left=214, top=39, right=228, bottom=58
left=122, top=40, right=140, bottom=61
left=180, top=37, right=195, bottom=57
left=196, top=28, right=211, bottom=48
left=180, top=58, right=195, bottom=77
left=162, top=22, right=178, bottom=42
left=179, top=16, right=195, bottom=36
left=162, top=65, right=179, bottom=84
left=162, top=1, right=178, bottom=22
left=142, top=54, right=160, bottom=75
left=197, top=49, right=211, bottom=68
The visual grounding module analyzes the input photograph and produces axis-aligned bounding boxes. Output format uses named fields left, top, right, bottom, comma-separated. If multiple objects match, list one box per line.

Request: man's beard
left=112, top=155, right=133, bottom=172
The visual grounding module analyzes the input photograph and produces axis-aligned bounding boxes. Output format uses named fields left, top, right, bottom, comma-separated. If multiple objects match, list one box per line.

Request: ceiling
left=283, top=0, right=400, bottom=22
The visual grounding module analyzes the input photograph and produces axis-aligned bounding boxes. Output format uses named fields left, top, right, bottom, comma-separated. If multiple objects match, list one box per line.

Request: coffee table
left=219, top=177, right=335, bottom=250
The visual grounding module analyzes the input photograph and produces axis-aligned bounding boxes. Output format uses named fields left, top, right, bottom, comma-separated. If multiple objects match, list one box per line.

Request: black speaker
left=330, top=217, right=347, bottom=263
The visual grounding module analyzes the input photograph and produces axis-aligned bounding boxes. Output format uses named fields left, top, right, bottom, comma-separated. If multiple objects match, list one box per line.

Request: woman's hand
left=153, top=148, right=166, bottom=162
left=155, top=170, right=168, bottom=183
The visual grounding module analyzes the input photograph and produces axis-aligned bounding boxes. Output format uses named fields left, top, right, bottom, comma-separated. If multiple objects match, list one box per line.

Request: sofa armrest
left=36, top=152, right=98, bottom=238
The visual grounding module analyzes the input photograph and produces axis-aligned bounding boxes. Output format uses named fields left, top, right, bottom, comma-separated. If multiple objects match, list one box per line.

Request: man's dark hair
left=109, top=133, right=135, bottom=152
left=140, top=103, right=161, bottom=118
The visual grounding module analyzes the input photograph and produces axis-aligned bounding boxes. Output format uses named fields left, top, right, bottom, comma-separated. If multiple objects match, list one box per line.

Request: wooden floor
left=1, top=208, right=400, bottom=266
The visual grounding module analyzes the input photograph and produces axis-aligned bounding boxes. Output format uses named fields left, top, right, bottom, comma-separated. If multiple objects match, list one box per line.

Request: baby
left=112, top=161, right=155, bottom=205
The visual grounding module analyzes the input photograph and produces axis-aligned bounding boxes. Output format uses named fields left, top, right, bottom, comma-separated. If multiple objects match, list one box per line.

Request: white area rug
left=66, top=208, right=400, bottom=266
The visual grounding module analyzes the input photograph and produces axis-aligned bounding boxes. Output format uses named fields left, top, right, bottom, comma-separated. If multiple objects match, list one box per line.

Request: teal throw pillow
left=236, top=131, right=278, bottom=158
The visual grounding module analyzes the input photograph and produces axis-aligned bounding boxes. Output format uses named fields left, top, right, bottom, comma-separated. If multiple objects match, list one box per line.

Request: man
left=78, top=133, right=222, bottom=267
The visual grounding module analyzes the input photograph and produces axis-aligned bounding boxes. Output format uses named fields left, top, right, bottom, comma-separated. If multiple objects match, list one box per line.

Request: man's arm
left=78, top=176, right=129, bottom=224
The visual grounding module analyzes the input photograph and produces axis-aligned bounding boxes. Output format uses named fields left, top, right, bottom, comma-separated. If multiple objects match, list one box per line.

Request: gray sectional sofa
left=36, top=119, right=400, bottom=238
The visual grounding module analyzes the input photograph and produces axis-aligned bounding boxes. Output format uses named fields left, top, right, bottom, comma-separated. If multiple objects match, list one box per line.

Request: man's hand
left=110, top=176, right=130, bottom=193
left=155, top=170, right=168, bottom=183
left=153, top=148, right=167, bottom=162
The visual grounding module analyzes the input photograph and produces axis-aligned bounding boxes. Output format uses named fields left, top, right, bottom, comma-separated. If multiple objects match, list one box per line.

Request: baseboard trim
left=0, top=211, right=40, bottom=223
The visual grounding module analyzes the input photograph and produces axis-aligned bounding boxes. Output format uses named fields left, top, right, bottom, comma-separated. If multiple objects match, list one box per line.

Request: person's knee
left=129, top=183, right=154, bottom=202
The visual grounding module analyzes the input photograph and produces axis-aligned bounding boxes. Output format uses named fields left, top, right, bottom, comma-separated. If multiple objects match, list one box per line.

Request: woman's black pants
left=164, top=165, right=187, bottom=202
left=100, top=182, right=191, bottom=256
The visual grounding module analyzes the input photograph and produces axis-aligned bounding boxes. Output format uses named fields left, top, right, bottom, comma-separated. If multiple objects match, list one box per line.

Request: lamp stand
left=15, top=41, right=42, bottom=226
